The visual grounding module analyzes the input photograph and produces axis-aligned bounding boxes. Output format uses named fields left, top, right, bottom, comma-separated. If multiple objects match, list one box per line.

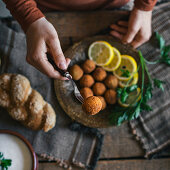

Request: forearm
left=134, top=0, right=158, bottom=11
left=3, top=0, right=44, bottom=33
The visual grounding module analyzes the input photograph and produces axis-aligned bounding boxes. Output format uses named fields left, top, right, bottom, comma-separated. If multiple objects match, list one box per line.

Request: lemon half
left=88, top=41, right=114, bottom=66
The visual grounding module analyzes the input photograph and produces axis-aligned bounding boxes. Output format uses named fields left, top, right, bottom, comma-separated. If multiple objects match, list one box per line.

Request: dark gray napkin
left=130, top=2, right=170, bottom=158
left=0, top=20, right=103, bottom=170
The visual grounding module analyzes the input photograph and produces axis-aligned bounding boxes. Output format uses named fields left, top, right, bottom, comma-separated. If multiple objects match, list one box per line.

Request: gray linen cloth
left=130, top=2, right=170, bottom=158
left=0, top=20, right=103, bottom=170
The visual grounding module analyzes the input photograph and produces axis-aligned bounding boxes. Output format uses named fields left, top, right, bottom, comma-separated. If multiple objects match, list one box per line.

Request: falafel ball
left=80, top=87, right=93, bottom=99
left=104, top=89, right=117, bottom=105
left=93, top=67, right=107, bottom=81
left=69, top=64, right=83, bottom=81
left=97, top=96, right=107, bottom=110
left=104, top=75, right=119, bottom=89
left=82, top=96, right=102, bottom=115
left=79, top=75, right=94, bottom=87
left=93, top=82, right=106, bottom=96
left=82, top=59, right=96, bottom=73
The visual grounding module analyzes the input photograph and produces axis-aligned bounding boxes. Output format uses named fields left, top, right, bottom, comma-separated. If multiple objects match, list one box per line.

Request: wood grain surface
left=39, top=158, right=170, bottom=170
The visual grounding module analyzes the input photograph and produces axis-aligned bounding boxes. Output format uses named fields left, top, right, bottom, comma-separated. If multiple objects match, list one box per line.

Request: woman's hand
left=26, top=17, right=70, bottom=80
left=110, top=7, right=152, bottom=48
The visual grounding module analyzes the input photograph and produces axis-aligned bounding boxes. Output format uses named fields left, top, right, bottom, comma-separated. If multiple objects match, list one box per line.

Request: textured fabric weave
left=130, top=2, right=170, bottom=158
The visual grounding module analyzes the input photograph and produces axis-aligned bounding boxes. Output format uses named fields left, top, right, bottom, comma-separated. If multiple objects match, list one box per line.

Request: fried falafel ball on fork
left=79, top=75, right=95, bottom=88
left=92, top=82, right=106, bottom=96
left=82, top=59, right=96, bottom=73
left=80, top=87, right=93, bottom=99
left=82, top=96, right=102, bottom=115
left=69, top=64, right=84, bottom=81
left=104, top=75, right=119, bottom=89
left=104, top=89, right=117, bottom=105
left=93, top=67, right=107, bottom=81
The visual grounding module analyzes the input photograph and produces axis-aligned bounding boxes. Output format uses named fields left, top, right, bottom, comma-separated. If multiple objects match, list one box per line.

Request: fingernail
left=59, top=62, right=67, bottom=70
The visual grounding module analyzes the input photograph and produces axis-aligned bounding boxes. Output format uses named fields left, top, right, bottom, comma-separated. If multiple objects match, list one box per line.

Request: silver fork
left=64, top=72, right=84, bottom=104
left=47, top=56, right=84, bottom=104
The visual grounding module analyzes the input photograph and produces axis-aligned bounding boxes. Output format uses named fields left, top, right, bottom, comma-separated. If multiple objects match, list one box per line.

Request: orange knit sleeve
left=134, top=0, right=158, bottom=11
left=3, top=0, right=45, bottom=33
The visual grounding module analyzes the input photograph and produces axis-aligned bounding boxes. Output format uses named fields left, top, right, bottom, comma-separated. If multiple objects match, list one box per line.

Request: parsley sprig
left=0, top=152, right=12, bottom=170
left=144, top=32, right=170, bottom=65
left=109, top=32, right=168, bottom=126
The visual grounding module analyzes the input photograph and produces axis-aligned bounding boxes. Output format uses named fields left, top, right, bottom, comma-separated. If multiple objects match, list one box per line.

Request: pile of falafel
left=69, top=59, right=119, bottom=115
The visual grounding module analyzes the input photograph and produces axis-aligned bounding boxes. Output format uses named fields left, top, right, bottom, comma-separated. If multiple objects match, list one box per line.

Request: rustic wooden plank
left=46, top=11, right=129, bottom=39
left=38, top=158, right=170, bottom=170
left=100, top=122, right=144, bottom=158
left=96, top=159, right=170, bottom=170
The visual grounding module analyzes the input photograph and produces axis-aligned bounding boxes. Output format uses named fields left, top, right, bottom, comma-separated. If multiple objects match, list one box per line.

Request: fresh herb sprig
left=0, top=152, right=12, bottom=170
left=144, top=32, right=170, bottom=65
left=109, top=32, right=168, bottom=126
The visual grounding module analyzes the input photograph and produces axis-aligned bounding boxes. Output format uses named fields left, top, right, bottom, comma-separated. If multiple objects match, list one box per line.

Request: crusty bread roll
left=25, top=90, right=45, bottom=130
left=42, top=103, right=56, bottom=132
left=0, top=73, right=56, bottom=132
left=8, top=106, right=28, bottom=122
left=0, top=74, right=11, bottom=107
left=0, top=87, right=10, bottom=108
left=0, top=74, right=11, bottom=91
left=11, top=74, right=32, bottom=106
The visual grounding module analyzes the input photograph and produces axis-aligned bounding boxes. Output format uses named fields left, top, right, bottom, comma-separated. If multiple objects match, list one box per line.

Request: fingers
left=117, top=21, right=128, bottom=27
left=110, top=30, right=124, bottom=40
left=110, top=24, right=127, bottom=34
left=110, top=20, right=128, bottom=40
left=122, top=26, right=139, bottom=44
left=131, top=31, right=151, bottom=48
left=66, top=58, right=71, bottom=67
left=26, top=40, right=67, bottom=80
left=26, top=18, right=71, bottom=80
left=46, top=36, right=67, bottom=70
left=110, top=7, right=152, bottom=48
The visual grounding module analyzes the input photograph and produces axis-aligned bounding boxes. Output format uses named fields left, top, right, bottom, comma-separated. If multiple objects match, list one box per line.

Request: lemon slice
left=103, top=47, right=121, bottom=71
left=113, top=55, right=137, bottom=81
left=118, top=88, right=141, bottom=107
left=119, top=73, right=139, bottom=88
left=88, top=41, right=114, bottom=66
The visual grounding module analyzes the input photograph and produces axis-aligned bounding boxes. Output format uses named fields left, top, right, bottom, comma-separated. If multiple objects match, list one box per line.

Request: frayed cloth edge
left=39, top=153, right=86, bottom=170
left=129, top=122, right=170, bottom=158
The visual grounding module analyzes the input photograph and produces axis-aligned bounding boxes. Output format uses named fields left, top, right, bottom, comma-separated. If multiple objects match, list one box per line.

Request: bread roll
left=0, top=87, right=10, bottom=108
left=25, top=90, right=45, bottom=130
left=0, top=73, right=56, bottom=132
left=42, top=103, right=56, bottom=132
left=11, top=74, right=32, bottom=106
left=8, top=106, right=28, bottom=122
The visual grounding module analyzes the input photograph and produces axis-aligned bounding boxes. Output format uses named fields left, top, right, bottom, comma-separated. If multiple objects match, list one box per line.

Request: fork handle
left=47, top=56, right=70, bottom=78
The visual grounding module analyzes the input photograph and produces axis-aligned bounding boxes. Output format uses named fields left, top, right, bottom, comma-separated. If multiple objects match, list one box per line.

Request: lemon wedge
left=88, top=41, right=114, bottom=66
left=118, top=88, right=141, bottom=107
left=103, top=47, right=121, bottom=71
left=119, top=73, right=139, bottom=88
left=113, top=55, right=137, bottom=81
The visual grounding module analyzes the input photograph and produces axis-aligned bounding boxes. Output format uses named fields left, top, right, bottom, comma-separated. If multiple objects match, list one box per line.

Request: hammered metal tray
left=54, top=36, right=140, bottom=128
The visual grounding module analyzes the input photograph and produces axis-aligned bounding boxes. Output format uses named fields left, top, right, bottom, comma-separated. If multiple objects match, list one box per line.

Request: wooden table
left=39, top=11, right=170, bottom=170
